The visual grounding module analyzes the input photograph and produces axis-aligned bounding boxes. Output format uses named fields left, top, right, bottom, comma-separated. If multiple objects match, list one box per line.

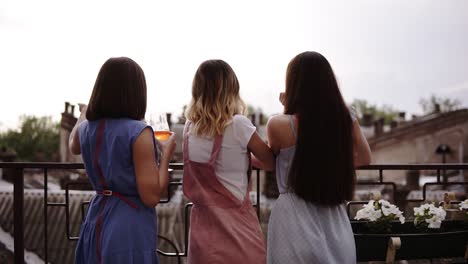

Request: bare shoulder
left=267, top=114, right=290, bottom=131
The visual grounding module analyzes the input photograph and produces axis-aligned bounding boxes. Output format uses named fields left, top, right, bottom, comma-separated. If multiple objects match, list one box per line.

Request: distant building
left=357, top=109, right=468, bottom=202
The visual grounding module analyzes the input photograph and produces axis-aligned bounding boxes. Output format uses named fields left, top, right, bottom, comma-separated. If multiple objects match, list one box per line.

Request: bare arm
left=352, top=120, right=372, bottom=167
left=133, top=128, right=161, bottom=207
left=266, top=117, right=281, bottom=155
left=133, top=129, right=176, bottom=208
left=248, top=132, right=275, bottom=171
left=69, top=104, right=87, bottom=155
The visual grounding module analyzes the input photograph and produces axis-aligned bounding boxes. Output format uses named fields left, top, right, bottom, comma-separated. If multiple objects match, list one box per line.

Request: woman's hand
left=157, top=132, right=176, bottom=163
left=155, top=132, right=176, bottom=199
left=69, top=103, right=88, bottom=155
left=78, top=103, right=87, bottom=118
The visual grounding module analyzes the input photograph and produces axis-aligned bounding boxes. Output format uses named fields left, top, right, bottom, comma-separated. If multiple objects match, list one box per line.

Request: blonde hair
left=185, top=60, right=247, bottom=137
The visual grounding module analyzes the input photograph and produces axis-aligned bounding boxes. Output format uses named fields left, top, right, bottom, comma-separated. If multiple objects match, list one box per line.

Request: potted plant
left=460, top=199, right=468, bottom=214
left=413, top=203, right=446, bottom=231
left=351, top=200, right=468, bottom=262
left=354, top=199, right=405, bottom=233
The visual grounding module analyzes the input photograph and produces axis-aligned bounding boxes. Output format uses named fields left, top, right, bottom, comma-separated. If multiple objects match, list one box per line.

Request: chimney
left=398, top=112, right=406, bottom=120
left=250, top=114, right=256, bottom=126
left=434, top=103, right=441, bottom=114
left=61, top=102, right=78, bottom=131
left=361, top=113, right=374, bottom=127
left=373, top=118, right=384, bottom=137
left=65, top=102, right=70, bottom=113
left=390, top=120, right=398, bottom=130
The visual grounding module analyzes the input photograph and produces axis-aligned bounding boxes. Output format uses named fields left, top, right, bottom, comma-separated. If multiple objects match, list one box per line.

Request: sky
left=1, top=0, right=468, bottom=130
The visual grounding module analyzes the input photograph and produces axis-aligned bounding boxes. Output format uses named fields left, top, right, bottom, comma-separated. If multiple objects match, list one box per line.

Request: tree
left=350, top=99, right=399, bottom=125
left=419, top=94, right=461, bottom=114
left=0, top=116, right=60, bottom=161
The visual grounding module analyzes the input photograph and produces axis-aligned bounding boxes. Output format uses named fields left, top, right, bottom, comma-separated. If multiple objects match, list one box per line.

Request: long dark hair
left=86, top=57, right=147, bottom=121
left=285, top=51, right=355, bottom=206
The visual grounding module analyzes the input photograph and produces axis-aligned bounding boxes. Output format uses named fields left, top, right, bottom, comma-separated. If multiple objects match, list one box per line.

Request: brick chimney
left=373, top=118, right=385, bottom=137
left=434, top=103, right=441, bottom=114
left=390, top=120, right=398, bottom=130
left=60, top=102, right=79, bottom=162
left=361, top=113, right=374, bottom=127
left=398, top=112, right=406, bottom=120
left=61, top=102, right=78, bottom=131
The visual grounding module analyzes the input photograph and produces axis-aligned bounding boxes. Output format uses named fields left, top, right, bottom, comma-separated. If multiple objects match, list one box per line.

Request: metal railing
left=0, top=162, right=262, bottom=264
left=0, top=162, right=467, bottom=263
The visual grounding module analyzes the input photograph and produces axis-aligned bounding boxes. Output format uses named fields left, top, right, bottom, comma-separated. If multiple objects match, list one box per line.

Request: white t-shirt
left=184, top=115, right=256, bottom=201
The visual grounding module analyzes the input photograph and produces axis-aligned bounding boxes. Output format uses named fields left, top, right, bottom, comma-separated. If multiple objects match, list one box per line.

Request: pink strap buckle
left=102, top=190, right=113, bottom=196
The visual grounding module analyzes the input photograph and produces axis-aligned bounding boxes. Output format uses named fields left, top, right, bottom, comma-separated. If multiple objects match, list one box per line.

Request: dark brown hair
left=285, top=51, right=355, bottom=206
left=86, top=57, right=147, bottom=121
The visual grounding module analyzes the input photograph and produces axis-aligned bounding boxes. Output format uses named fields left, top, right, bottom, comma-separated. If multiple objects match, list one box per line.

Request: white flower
left=355, top=199, right=403, bottom=223
left=368, top=210, right=382, bottom=222
left=381, top=206, right=391, bottom=216
left=380, top=203, right=405, bottom=223
left=414, top=203, right=446, bottom=229
left=355, top=208, right=371, bottom=220
left=460, top=199, right=468, bottom=211
left=425, top=216, right=442, bottom=229
left=429, top=206, right=446, bottom=219
left=355, top=203, right=382, bottom=222
left=398, top=215, right=405, bottom=224
left=362, top=200, right=375, bottom=209
left=378, top=199, right=390, bottom=207
left=413, top=206, right=425, bottom=216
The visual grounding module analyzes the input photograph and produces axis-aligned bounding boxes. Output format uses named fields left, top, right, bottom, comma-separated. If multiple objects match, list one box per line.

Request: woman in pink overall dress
left=183, top=60, right=275, bottom=264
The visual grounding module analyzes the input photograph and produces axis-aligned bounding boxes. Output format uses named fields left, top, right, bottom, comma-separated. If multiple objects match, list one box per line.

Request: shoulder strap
left=94, top=120, right=108, bottom=190
left=208, top=134, right=223, bottom=165
left=288, top=115, right=297, bottom=138
left=183, top=121, right=192, bottom=163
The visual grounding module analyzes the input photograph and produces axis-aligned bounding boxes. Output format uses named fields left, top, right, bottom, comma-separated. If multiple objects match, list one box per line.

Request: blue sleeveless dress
left=75, top=118, right=159, bottom=264
left=267, top=115, right=356, bottom=264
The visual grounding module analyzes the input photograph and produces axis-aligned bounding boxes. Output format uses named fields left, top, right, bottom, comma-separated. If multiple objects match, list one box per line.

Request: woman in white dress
left=266, top=51, right=372, bottom=264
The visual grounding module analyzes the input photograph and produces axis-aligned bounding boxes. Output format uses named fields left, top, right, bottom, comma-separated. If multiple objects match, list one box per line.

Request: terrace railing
left=0, top=162, right=467, bottom=263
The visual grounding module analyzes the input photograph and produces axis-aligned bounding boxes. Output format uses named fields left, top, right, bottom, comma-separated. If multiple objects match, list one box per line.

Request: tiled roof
left=368, top=109, right=468, bottom=148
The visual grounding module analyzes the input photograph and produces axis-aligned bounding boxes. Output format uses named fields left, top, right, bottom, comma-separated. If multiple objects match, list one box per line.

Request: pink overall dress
left=183, top=124, right=266, bottom=264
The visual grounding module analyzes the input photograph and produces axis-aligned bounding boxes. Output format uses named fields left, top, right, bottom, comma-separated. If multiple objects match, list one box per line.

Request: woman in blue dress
left=69, top=57, right=176, bottom=264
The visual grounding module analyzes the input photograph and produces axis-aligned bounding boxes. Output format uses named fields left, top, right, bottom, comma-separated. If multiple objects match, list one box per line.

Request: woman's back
left=185, top=115, right=255, bottom=201
left=80, top=118, right=150, bottom=195
left=267, top=114, right=356, bottom=264
left=76, top=118, right=159, bottom=263
left=182, top=59, right=272, bottom=264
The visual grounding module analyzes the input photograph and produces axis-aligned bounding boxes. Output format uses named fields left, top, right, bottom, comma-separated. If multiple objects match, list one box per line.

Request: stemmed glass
left=149, top=113, right=171, bottom=141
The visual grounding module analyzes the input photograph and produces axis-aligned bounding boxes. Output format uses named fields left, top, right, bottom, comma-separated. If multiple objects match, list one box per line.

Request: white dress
left=267, top=115, right=356, bottom=264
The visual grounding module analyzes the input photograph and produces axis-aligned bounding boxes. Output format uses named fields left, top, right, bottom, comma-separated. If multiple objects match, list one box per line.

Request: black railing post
left=44, top=168, right=48, bottom=263
left=13, top=168, right=24, bottom=264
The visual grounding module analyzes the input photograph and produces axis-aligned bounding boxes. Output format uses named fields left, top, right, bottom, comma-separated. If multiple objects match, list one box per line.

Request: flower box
left=351, top=220, right=468, bottom=261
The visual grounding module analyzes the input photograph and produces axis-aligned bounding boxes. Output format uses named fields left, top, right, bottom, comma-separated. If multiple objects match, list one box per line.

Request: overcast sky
left=1, top=0, right=467, bottom=130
